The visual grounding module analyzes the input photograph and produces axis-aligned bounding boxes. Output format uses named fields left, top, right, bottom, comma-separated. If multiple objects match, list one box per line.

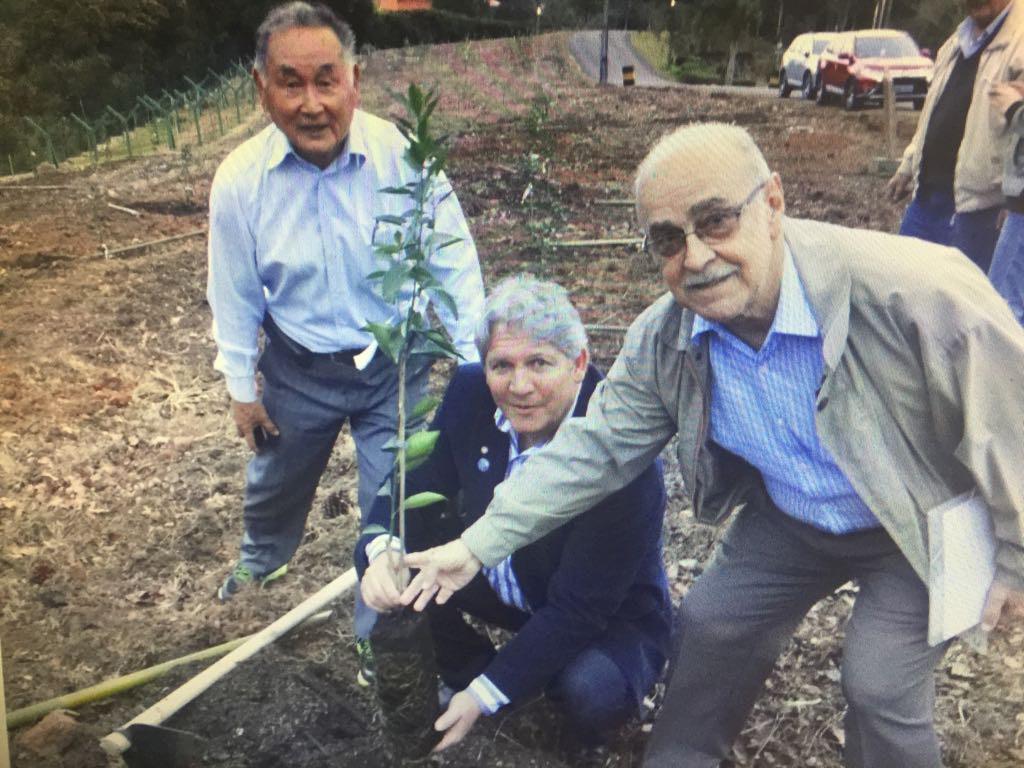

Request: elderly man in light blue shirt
left=204, top=2, right=484, bottom=668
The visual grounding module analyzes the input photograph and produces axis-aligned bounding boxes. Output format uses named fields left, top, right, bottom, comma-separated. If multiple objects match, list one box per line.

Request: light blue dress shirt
left=206, top=109, right=484, bottom=401
left=692, top=247, right=879, bottom=534
left=957, top=4, right=1010, bottom=59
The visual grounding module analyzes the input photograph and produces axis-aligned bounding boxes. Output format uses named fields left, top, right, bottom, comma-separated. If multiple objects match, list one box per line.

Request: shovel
left=101, top=568, right=357, bottom=762
left=119, top=723, right=206, bottom=768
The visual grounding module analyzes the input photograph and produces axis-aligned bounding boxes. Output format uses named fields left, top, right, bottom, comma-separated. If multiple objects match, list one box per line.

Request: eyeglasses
left=642, top=179, right=768, bottom=262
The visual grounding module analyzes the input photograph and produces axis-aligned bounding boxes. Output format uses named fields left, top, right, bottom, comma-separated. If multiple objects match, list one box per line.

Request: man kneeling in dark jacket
left=355, top=275, right=671, bottom=751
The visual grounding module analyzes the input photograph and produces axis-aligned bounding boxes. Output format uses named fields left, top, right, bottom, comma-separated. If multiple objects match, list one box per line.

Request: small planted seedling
left=362, top=83, right=463, bottom=758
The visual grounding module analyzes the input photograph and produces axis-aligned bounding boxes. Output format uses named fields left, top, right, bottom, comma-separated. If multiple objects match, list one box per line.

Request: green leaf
left=407, top=83, right=425, bottom=114
left=404, top=491, right=447, bottom=510
left=373, top=243, right=404, bottom=257
left=364, top=321, right=403, bottom=363
left=409, top=330, right=459, bottom=361
left=382, top=262, right=411, bottom=302
left=379, top=185, right=414, bottom=195
left=375, top=214, right=406, bottom=226
left=361, top=524, right=389, bottom=538
left=430, top=287, right=459, bottom=321
left=410, top=395, right=441, bottom=421
left=405, top=430, right=440, bottom=462
left=434, top=238, right=462, bottom=252
left=410, top=264, right=440, bottom=289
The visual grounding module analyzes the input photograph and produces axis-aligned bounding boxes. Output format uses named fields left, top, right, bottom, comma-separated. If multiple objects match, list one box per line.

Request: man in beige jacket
left=403, top=123, right=1024, bottom=767
left=887, top=0, right=1022, bottom=271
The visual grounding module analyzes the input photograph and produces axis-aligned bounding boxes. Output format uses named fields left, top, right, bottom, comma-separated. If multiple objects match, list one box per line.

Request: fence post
left=183, top=77, right=206, bottom=145
left=105, top=106, right=133, bottom=159
left=215, top=70, right=242, bottom=124
left=161, top=91, right=181, bottom=136
left=23, top=117, right=58, bottom=168
left=177, top=88, right=202, bottom=145
left=57, top=117, right=71, bottom=163
left=138, top=96, right=160, bottom=147
left=144, top=94, right=175, bottom=150
left=70, top=113, right=99, bottom=165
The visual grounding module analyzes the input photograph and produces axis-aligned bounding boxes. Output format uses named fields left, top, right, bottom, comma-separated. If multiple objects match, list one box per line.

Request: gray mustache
left=684, top=265, right=739, bottom=290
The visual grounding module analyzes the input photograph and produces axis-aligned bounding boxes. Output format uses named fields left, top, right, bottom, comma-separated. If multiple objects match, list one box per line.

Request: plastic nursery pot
left=370, top=608, right=443, bottom=759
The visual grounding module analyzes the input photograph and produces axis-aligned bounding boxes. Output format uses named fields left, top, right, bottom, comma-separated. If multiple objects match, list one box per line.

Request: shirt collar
left=691, top=244, right=819, bottom=343
left=958, top=4, right=1011, bottom=57
left=494, top=383, right=584, bottom=461
left=267, top=110, right=369, bottom=172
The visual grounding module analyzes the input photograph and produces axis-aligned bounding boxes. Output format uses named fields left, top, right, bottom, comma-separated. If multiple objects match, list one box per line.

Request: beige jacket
left=898, top=1, right=1024, bottom=211
left=463, top=218, right=1024, bottom=590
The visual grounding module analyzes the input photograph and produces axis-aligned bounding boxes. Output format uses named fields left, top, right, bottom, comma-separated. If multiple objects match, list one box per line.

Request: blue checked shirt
left=691, top=247, right=879, bottom=534
left=206, top=110, right=484, bottom=402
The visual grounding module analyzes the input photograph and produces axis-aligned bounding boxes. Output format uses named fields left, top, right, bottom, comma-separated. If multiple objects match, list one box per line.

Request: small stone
left=16, top=710, right=79, bottom=755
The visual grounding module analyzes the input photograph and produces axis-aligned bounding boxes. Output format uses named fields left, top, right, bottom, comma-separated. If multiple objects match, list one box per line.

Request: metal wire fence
left=7, top=61, right=259, bottom=176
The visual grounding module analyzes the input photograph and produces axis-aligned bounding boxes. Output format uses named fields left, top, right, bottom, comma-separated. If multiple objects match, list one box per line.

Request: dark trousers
left=644, top=502, right=947, bottom=768
left=239, top=338, right=429, bottom=637
left=427, top=574, right=639, bottom=746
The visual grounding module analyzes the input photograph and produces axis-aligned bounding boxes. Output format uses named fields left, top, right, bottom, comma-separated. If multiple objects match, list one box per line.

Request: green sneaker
left=355, top=637, right=377, bottom=687
left=216, top=563, right=288, bottom=602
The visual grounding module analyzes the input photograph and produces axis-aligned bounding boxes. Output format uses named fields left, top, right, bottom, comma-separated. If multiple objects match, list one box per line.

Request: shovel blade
left=121, top=723, right=207, bottom=768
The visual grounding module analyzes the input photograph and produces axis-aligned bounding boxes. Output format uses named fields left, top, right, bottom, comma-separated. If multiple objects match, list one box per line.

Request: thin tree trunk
left=725, top=42, right=738, bottom=85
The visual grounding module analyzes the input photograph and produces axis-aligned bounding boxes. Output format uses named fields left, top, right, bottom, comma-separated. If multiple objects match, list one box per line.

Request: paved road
left=570, top=30, right=774, bottom=97
left=570, top=30, right=675, bottom=87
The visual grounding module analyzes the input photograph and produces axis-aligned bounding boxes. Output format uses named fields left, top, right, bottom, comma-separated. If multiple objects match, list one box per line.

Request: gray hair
left=475, top=275, right=588, bottom=361
left=255, top=2, right=356, bottom=74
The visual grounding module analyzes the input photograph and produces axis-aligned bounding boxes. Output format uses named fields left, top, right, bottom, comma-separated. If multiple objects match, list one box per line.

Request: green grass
left=630, top=31, right=675, bottom=79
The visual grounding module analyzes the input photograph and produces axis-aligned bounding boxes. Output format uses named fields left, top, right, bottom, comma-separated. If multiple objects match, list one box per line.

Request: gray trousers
left=644, top=500, right=948, bottom=768
left=239, top=338, right=429, bottom=638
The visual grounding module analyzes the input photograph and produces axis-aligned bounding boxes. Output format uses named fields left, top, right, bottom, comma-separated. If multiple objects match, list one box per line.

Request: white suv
left=779, top=32, right=837, bottom=100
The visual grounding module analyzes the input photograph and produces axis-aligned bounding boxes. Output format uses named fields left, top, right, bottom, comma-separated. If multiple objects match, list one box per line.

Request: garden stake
left=1, top=640, right=10, bottom=768
left=547, top=237, right=642, bottom=248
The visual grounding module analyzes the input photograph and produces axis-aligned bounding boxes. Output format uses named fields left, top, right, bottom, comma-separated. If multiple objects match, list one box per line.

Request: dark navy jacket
left=355, top=363, right=672, bottom=705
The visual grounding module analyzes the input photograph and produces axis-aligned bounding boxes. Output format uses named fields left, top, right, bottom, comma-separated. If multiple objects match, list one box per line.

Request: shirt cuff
left=364, top=534, right=403, bottom=563
left=225, top=375, right=257, bottom=403
left=467, top=675, right=510, bottom=715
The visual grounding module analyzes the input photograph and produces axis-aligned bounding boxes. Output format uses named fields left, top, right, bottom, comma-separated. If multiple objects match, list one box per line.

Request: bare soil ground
left=2, top=33, right=1022, bottom=768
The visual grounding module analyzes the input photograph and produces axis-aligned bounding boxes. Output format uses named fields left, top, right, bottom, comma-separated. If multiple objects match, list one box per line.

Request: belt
left=262, top=314, right=362, bottom=368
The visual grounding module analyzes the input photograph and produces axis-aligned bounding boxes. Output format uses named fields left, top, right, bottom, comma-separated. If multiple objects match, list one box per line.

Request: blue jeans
left=988, top=212, right=1024, bottom=325
left=239, top=338, right=429, bottom=638
left=898, top=189, right=1002, bottom=272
